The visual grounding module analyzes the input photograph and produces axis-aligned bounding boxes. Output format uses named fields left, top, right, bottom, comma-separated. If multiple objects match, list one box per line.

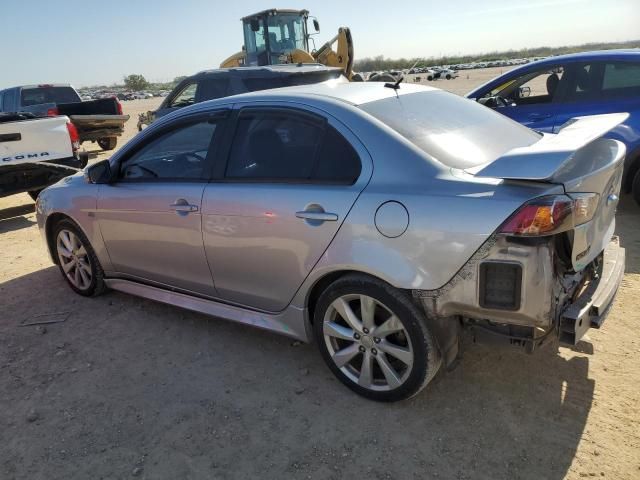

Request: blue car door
left=552, top=61, right=640, bottom=134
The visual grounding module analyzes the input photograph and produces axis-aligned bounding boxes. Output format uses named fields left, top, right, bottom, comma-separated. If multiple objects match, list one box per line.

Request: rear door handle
left=170, top=199, right=198, bottom=214
left=295, top=211, right=338, bottom=222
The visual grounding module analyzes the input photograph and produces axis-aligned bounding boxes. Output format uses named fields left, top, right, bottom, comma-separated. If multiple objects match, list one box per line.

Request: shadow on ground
left=0, top=203, right=35, bottom=233
left=1, top=266, right=594, bottom=480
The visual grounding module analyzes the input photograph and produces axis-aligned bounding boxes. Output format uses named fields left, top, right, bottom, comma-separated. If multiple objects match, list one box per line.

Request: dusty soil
left=1, top=70, right=639, bottom=480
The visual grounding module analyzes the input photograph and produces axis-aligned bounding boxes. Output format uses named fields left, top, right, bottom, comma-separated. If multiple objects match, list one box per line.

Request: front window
left=243, top=13, right=308, bottom=66
left=120, top=120, right=217, bottom=180
left=483, top=67, right=565, bottom=106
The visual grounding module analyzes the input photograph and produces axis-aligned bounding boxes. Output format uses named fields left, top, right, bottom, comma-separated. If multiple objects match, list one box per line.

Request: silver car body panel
left=35, top=82, right=626, bottom=344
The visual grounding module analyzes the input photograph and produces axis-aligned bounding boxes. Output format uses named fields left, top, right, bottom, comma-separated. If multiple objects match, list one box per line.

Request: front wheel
left=97, top=137, right=117, bottom=151
left=53, top=219, right=106, bottom=296
left=313, top=274, right=440, bottom=402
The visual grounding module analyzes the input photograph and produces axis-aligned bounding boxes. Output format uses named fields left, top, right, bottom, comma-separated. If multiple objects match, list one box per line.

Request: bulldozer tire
left=368, top=73, right=396, bottom=82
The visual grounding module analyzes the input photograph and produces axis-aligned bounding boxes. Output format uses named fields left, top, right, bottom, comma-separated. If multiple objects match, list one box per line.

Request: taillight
left=500, top=194, right=599, bottom=236
left=66, top=121, right=80, bottom=155
left=47, top=107, right=59, bottom=116
left=113, top=97, right=123, bottom=115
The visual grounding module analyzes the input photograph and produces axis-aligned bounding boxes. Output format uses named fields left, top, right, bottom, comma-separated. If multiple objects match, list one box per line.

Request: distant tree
left=123, top=74, right=149, bottom=91
left=172, top=76, right=188, bottom=85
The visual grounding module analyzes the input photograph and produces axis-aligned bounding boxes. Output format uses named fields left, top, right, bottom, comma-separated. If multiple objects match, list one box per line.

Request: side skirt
left=104, top=278, right=309, bottom=342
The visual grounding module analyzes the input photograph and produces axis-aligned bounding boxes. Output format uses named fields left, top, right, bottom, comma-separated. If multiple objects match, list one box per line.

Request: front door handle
left=170, top=198, right=198, bottom=215
left=528, top=113, right=552, bottom=121
left=295, top=211, right=338, bottom=222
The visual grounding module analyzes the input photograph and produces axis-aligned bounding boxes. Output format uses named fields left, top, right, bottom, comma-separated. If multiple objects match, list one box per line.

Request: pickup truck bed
left=0, top=85, right=129, bottom=151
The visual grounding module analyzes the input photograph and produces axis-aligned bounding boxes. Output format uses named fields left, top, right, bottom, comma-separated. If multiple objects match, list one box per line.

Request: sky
left=1, top=0, right=638, bottom=88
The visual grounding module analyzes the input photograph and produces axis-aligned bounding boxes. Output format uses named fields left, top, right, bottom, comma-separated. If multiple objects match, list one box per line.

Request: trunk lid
left=470, top=113, right=628, bottom=271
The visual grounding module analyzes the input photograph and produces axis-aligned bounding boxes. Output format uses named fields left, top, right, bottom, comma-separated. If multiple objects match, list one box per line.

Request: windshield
left=20, top=86, right=81, bottom=106
left=360, top=90, right=541, bottom=169
left=243, top=13, right=307, bottom=65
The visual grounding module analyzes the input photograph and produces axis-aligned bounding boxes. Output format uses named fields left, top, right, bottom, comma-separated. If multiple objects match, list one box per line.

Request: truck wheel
left=368, top=73, right=396, bottom=83
left=28, top=190, right=42, bottom=201
left=427, top=75, right=433, bottom=81
left=98, top=137, right=117, bottom=151
left=633, top=169, right=640, bottom=206
left=313, top=274, right=441, bottom=402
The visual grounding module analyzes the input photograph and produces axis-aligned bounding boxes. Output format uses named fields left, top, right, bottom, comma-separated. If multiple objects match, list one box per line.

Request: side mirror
left=313, top=19, right=320, bottom=32
left=250, top=18, right=260, bottom=32
left=85, top=159, right=112, bottom=184
left=518, top=86, right=531, bottom=98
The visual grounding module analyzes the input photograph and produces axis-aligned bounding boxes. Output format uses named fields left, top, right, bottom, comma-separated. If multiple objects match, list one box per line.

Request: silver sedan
left=36, top=82, right=626, bottom=401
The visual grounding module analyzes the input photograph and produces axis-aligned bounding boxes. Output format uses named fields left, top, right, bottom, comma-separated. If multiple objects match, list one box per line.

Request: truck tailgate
left=0, top=116, right=73, bottom=165
left=69, top=114, right=129, bottom=128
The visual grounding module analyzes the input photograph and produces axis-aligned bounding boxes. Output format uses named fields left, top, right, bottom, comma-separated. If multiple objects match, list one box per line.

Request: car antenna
left=385, top=58, right=421, bottom=91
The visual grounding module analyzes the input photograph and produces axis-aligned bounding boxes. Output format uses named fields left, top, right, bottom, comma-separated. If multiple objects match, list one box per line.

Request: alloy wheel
left=56, top=229, right=92, bottom=290
left=323, top=294, right=414, bottom=391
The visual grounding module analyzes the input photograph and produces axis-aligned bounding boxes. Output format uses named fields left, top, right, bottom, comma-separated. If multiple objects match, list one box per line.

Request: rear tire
left=97, top=137, right=117, bottom=151
left=633, top=169, right=640, bottom=206
left=52, top=219, right=106, bottom=297
left=313, top=274, right=440, bottom=402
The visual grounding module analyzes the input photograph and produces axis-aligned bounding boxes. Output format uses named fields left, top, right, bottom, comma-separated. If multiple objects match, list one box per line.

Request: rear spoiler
left=468, top=113, right=629, bottom=181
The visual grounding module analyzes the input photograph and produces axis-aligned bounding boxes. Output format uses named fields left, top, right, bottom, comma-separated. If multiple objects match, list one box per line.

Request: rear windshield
left=360, top=90, right=541, bottom=169
left=20, top=86, right=80, bottom=107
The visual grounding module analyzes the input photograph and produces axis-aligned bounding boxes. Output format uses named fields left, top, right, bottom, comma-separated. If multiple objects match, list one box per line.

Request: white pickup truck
left=0, top=112, right=87, bottom=200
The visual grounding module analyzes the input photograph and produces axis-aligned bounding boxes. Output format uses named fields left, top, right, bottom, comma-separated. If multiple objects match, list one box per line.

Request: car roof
left=1, top=83, right=72, bottom=91
left=217, top=81, right=439, bottom=106
left=190, top=64, right=342, bottom=80
left=534, top=48, right=640, bottom=64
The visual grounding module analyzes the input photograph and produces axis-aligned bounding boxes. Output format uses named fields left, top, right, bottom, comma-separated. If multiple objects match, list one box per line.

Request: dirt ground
left=1, top=69, right=639, bottom=480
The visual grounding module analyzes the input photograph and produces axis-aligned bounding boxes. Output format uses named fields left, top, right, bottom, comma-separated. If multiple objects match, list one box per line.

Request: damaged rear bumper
left=559, top=236, right=625, bottom=345
left=413, top=235, right=625, bottom=351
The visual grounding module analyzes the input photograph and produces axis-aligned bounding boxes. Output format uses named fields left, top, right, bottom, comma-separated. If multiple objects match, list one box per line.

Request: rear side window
left=225, top=109, right=361, bottom=184
left=20, top=86, right=80, bottom=106
left=361, top=90, right=541, bottom=169
left=602, top=62, right=640, bottom=97
left=196, top=78, right=231, bottom=102
left=3, top=89, right=17, bottom=111
left=120, top=120, right=217, bottom=180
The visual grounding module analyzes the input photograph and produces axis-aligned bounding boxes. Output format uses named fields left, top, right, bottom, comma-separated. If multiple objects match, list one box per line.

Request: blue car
left=467, top=50, right=640, bottom=204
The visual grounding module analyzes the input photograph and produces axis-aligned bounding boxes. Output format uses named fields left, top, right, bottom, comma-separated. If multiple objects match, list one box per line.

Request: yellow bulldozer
left=220, top=9, right=359, bottom=80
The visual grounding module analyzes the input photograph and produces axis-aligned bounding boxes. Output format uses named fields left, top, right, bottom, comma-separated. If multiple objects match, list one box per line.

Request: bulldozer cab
left=242, top=9, right=316, bottom=66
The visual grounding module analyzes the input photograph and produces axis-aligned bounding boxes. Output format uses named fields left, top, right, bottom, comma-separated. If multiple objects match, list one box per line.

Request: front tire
left=53, top=219, right=106, bottom=297
left=313, top=274, right=440, bottom=402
